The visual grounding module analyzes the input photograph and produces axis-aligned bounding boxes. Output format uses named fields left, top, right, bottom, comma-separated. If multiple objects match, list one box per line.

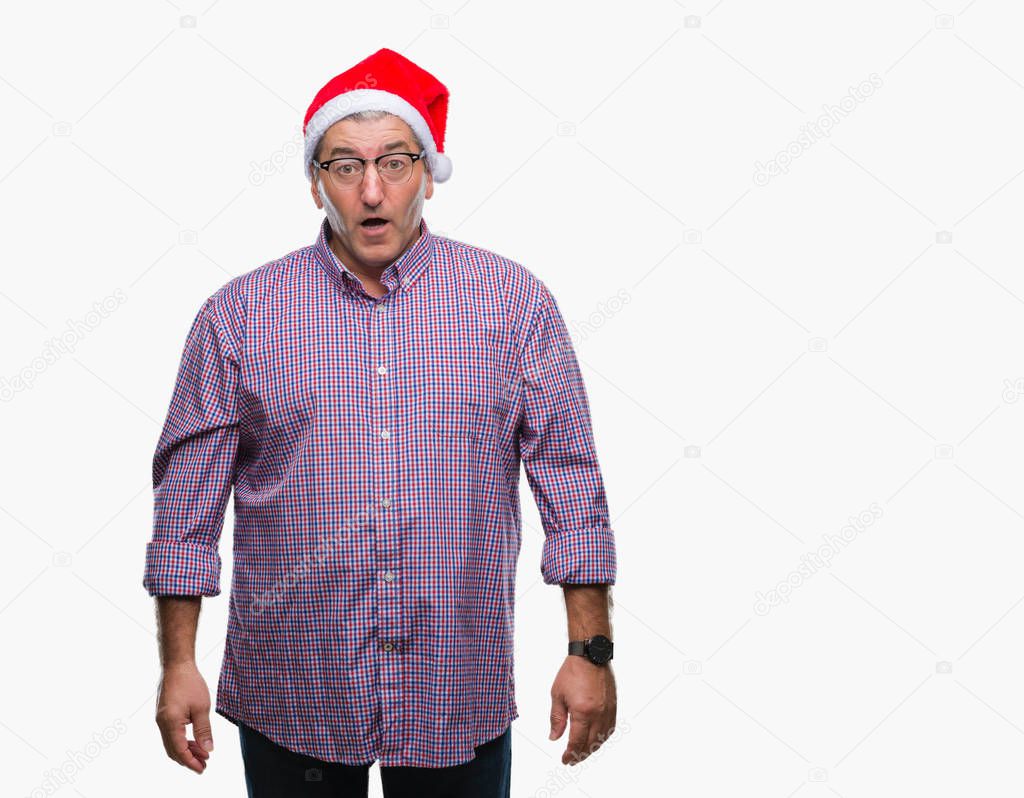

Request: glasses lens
left=378, top=154, right=415, bottom=184
left=329, top=159, right=363, bottom=188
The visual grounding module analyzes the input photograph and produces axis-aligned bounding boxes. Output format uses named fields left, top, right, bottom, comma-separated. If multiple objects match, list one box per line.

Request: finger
left=159, top=722, right=205, bottom=774
left=563, top=715, right=592, bottom=766
left=581, top=701, right=617, bottom=761
left=581, top=723, right=609, bottom=762
left=157, top=719, right=186, bottom=763
left=187, top=739, right=210, bottom=761
left=549, top=694, right=568, bottom=741
left=176, top=739, right=206, bottom=774
left=191, top=708, right=215, bottom=753
left=187, top=740, right=209, bottom=770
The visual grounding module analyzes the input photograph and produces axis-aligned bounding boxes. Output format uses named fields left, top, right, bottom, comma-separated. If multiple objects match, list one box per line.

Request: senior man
left=143, top=47, right=618, bottom=797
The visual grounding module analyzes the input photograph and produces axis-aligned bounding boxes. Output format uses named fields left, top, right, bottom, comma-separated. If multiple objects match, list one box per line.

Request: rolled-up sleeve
left=143, top=295, right=240, bottom=597
left=518, top=281, right=617, bottom=586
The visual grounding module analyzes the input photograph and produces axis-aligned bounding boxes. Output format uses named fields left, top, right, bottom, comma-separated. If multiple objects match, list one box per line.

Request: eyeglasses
left=313, top=150, right=426, bottom=189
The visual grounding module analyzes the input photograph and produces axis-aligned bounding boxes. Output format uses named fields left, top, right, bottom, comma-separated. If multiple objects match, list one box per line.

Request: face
left=310, top=115, right=433, bottom=275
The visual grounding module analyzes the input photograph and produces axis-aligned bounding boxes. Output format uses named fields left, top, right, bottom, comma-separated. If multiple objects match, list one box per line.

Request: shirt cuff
left=143, top=539, right=222, bottom=596
left=540, top=526, right=617, bottom=585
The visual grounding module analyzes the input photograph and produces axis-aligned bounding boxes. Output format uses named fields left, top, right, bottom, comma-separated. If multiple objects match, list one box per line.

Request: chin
left=361, top=239, right=396, bottom=253
left=358, top=243, right=396, bottom=263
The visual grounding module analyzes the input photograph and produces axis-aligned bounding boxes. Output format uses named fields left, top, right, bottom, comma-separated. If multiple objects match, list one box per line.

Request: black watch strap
left=567, top=635, right=614, bottom=664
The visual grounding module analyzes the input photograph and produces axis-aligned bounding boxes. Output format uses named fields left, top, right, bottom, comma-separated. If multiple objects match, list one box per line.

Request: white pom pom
left=430, top=153, right=452, bottom=182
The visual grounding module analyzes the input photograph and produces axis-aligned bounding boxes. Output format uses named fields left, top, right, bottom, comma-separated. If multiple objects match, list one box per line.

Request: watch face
left=587, top=635, right=613, bottom=664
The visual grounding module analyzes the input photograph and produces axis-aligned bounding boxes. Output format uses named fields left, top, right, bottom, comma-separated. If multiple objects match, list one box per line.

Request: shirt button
left=380, top=429, right=390, bottom=440
left=375, top=304, right=387, bottom=313
left=380, top=497, right=392, bottom=509
left=383, top=641, right=394, bottom=651
left=383, top=571, right=395, bottom=582
left=377, top=365, right=387, bottom=376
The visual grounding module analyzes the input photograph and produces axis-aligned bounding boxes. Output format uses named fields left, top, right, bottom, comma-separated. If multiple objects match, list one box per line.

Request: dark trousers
left=238, top=722, right=512, bottom=798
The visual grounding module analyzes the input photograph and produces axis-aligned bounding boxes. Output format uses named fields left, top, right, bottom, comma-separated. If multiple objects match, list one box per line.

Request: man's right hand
left=155, top=662, right=214, bottom=774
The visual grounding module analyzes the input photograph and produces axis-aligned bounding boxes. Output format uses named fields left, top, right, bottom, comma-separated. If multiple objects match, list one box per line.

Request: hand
left=549, top=655, right=617, bottom=766
left=155, top=662, right=214, bottom=774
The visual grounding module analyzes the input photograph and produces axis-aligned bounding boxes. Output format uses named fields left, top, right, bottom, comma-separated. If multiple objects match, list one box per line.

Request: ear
left=424, top=167, right=434, bottom=200
left=310, top=169, right=324, bottom=209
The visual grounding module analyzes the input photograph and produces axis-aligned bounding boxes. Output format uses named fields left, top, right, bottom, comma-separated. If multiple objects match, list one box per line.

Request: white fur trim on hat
left=304, top=88, right=452, bottom=183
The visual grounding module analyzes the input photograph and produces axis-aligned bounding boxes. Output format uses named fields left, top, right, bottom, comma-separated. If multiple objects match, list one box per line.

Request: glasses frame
left=312, top=150, right=427, bottom=189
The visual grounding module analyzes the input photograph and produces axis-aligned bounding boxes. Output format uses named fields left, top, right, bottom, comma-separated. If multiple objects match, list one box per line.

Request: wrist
left=161, top=658, right=198, bottom=671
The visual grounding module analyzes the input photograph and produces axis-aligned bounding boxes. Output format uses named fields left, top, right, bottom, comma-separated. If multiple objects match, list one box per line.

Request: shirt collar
left=313, top=215, right=435, bottom=297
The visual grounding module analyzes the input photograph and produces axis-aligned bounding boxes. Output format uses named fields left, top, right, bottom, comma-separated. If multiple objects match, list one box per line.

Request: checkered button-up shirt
left=142, top=216, right=617, bottom=767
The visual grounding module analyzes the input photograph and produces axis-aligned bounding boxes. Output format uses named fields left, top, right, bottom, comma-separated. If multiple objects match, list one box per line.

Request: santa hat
left=303, top=48, right=452, bottom=183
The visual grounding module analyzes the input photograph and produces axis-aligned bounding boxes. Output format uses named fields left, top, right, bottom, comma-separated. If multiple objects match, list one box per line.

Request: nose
left=359, top=162, right=386, bottom=206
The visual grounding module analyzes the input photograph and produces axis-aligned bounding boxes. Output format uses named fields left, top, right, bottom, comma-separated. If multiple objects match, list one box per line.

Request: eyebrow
left=327, top=140, right=412, bottom=157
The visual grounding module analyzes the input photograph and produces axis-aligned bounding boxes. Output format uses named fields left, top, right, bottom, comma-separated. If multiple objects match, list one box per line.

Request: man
left=143, top=47, right=618, bottom=797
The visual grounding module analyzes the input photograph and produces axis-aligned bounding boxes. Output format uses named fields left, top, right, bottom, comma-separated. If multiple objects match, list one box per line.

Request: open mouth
left=361, top=217, right=389, bottom=228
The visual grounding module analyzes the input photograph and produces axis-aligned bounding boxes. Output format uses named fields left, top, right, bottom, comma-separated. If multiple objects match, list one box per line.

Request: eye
left=330, top=160, right=360, bottom=176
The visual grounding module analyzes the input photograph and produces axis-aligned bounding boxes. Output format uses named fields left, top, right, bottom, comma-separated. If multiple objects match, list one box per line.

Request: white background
left=3, top=0, right=1024, bottom=796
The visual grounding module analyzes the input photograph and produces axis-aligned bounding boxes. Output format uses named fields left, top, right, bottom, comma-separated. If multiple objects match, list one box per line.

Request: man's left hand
left=548, top=655, right=617, bottom=765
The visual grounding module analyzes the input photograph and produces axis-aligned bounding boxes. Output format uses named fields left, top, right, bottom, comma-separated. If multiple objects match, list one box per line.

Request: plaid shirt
left=142, top=216, right=617, bottom=767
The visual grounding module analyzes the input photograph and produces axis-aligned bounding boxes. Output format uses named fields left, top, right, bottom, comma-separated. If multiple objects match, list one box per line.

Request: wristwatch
left=568, top=634, right=614, bottom=665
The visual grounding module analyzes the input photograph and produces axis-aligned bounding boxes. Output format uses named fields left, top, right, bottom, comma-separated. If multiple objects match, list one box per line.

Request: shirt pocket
left=415, top=315, right=508, bottom=447
left=427, top=392, right=498, bottom=446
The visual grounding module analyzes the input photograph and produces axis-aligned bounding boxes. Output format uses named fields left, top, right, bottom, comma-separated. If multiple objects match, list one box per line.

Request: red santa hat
left=303, top=48, right=452, bottom=183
